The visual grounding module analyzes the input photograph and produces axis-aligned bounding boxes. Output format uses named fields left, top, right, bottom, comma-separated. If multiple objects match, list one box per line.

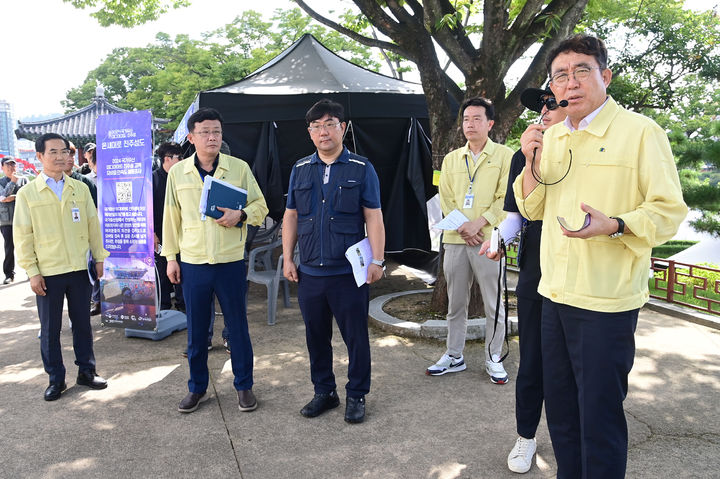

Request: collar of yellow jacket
left=181, top=152, right=231, bottom=176
left=459, top=138, right=499, bottom=170
left=35, top=172, right=76, bottom=192
left=556, top=96, right=620, bottom=139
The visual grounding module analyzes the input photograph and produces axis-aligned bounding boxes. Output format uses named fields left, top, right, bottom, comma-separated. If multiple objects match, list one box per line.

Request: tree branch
left=371, top=26, right=398, bottom=78
left=424, top=0, right=477, bottom=76
left=292, top=0, right=406, bottom=57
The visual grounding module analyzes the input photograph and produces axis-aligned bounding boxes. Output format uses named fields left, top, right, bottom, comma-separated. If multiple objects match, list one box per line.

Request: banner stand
left=97, top=109, right=188, bottom=340
left=125, top=265, right=187, bottom=340
left=125, top=310, right=187, bottom=340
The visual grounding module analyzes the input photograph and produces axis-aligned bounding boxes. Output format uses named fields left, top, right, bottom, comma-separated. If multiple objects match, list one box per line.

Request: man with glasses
left=162, top=108, right=268, bottom=414
left=515, top=35, right=687, bottom=478
left=428, top=97, right=513, bottom=384
left=14, top=133, right=109, bottom=401
left=282, top=99, right=385, bottom=424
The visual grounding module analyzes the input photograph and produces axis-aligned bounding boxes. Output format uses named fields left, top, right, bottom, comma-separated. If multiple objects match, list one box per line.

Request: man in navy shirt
left=282, top=99, right=385, bottom=424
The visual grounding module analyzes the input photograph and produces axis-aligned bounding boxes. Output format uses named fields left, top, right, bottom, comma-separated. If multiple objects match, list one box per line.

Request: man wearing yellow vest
left=14, top=133, right=110, bottom=401
left=163, top=108, right=268, bottom=414
left=515, top=34, right=687, bottom=478
left=428, top=97, right=512, bottom=383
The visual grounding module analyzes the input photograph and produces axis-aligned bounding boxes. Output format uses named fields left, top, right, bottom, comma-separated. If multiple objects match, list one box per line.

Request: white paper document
left=432, top=209, right=470, bottom=230
left=345, top=238, right=373, bottom=287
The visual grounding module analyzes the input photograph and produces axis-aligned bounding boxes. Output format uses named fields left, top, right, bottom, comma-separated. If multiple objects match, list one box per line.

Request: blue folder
left=199, top=176, right=248, bottom=223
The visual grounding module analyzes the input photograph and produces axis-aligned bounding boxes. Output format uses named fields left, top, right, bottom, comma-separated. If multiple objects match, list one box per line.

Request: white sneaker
left=426, top=353, right=466, bottom=376
left=485, top=355, right=509, bottom=384
left=507, top=436, right=536, bottom=473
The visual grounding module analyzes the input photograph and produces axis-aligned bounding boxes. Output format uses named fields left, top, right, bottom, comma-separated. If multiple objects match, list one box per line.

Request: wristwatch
left=371, top=259, right=385, bottom=267
left=609, top=217, right=625, bottom=238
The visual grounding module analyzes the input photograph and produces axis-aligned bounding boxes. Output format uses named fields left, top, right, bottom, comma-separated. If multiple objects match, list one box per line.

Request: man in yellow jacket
left=428, top=97, right=512, bottom=383
left=515, top=35, right=687, bottom=478
left=14, top=133, right=110, bottom=401
left=163, top=107, right=268, bottom=414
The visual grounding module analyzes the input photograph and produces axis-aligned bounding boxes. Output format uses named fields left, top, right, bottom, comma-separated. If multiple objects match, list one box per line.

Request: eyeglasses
left=164, top=154, right=182, bottom=160
left=194, top=130, right=222, bottom=138
left=550, top=67, right=601, bottom=86
left=308, top=121, right=341, bottom=132
left=46, top=149, right=71, bottom=157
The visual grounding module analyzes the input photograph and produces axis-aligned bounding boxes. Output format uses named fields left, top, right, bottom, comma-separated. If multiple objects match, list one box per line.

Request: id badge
left=463, top=194, right=474, bottom=209
left=71, top=207, right=81, bottom=223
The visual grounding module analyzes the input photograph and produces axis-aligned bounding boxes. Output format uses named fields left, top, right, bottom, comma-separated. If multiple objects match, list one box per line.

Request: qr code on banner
left=116, top=182, right=132, bottom=203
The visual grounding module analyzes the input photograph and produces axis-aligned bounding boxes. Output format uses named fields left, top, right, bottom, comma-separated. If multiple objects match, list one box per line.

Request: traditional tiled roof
left=15, top=87, right=169, bottom=146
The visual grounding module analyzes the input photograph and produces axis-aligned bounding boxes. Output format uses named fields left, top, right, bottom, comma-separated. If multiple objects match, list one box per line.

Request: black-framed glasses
left=550, top=67, right=601, bottom=86
left=308, top=121, right=340, bottom=132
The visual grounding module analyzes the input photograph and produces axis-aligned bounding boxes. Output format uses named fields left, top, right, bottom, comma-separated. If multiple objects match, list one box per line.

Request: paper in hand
left=433, top=209, right=470, bottom=230
left=345, top=238, right=372, bottom=287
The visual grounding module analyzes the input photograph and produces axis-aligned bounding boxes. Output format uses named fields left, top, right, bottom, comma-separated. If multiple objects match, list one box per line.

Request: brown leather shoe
left=237, top=389, right=257, bottom=412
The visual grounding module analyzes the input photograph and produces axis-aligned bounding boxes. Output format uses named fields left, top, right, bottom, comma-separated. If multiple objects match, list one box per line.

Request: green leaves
left=64, top=0, right=190, bottom=28
left=63, top=8, right=378, bottom=130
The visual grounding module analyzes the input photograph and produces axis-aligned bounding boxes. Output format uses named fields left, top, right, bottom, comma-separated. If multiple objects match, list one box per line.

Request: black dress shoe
left=77, top=371, right=108, bottom=389
left=178, top=391, right=208, bottom=413
left=44, top=382, right=67, bottom=401
left=90, top=302, right=101, bottom=316
left=345, top=396, right=366, bottom=423
left=237, top=389, right=258, bottom=412
left=300, top=390, right=340, bottom=418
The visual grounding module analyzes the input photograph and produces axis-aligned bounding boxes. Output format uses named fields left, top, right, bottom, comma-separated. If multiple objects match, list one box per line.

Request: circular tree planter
left=369, top=289, right=518, bottom=340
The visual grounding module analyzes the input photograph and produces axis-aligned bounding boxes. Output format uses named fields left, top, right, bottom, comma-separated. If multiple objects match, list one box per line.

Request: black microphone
left=545, top=98, right=569, bottom=110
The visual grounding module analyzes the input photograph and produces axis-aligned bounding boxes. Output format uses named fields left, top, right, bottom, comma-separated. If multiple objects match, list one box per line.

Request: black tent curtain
left=218, top=116, right=434, bottom=251
left=199, top=91, right=436, bottom=252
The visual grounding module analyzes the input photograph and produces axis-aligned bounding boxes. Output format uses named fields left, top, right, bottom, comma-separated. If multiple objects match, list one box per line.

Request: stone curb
left=644, top=298, right=720, bottom=330
left=369, top=289, right=519, bottom=340
left=370, top=289, right=720, bottom=340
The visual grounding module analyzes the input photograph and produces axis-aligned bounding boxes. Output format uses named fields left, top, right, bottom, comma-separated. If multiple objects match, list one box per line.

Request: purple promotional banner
left=97, top=110, right=157, bottom=331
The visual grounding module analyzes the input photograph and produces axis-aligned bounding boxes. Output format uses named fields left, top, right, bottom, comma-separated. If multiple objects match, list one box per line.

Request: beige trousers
left=444, top=243, right=506, bottom=360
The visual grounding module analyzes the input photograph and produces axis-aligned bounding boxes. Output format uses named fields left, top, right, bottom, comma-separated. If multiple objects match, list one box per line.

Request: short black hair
left=156, top=141, right=183, bottom=160
left=187, top=107, right=224, bottom=133
left=546, top=34, right=608, bottom=75
left=35, top=133, right=69, bottom=153
left=305, top=99, right=344, bottom=124
left=460, top=97, right=495, bottom=121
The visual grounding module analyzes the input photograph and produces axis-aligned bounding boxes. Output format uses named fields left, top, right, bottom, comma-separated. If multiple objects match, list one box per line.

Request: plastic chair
left=247, top=239, right=290, bottom=325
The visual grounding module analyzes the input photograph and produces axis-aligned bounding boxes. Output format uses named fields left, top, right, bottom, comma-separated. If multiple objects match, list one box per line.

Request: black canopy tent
left=179, top=34, right=438, bottom=253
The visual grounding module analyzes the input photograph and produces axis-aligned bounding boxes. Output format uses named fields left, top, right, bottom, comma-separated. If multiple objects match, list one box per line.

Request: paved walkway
left=0, top=264, right=719, bottom=478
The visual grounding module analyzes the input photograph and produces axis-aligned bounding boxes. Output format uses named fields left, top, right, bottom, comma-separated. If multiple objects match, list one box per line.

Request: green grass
left=651, top=240, right=698, bottom=259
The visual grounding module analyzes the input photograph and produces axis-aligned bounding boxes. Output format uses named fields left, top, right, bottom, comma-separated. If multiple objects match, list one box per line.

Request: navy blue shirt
left=287, top=147, right=381, bottom=276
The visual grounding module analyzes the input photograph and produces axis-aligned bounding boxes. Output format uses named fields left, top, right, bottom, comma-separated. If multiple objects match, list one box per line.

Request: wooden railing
left=506, top=248, right=719, bottom=316
left=649, top=258, right=719, bottom=315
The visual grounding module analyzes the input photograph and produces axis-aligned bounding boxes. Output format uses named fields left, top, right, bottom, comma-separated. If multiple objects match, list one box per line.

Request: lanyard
left=464, top=154, right=478, bottom=190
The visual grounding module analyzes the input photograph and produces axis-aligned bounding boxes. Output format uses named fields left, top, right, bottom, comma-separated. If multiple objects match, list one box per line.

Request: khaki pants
left=444, top=243, right=505, bottom=360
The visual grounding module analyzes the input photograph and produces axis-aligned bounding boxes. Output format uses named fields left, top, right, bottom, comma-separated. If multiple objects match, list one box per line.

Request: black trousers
left=1, top=225, right=14, bottom=279
left=515, top=296, right=544, bottom=439
left=37, top=270, right=96, bottom=384
left=297, top=272, right=371, bottom=398
left=542, top=298, right=638, bottom=479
